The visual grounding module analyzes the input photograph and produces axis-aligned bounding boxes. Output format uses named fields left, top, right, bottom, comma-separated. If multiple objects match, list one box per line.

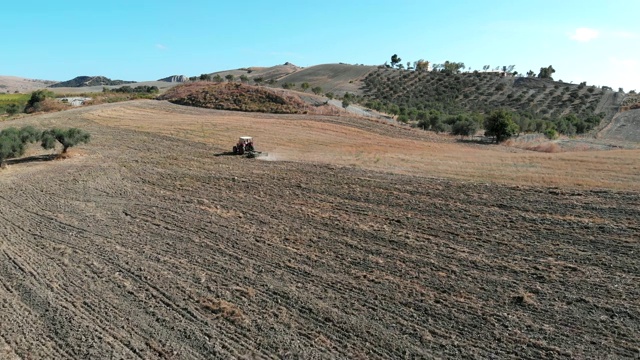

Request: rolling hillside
left=0, top=76, right=57, bottom=94
left=276, top=63, right=377, bottom=95
left=361, top=69, right=622, bottom=121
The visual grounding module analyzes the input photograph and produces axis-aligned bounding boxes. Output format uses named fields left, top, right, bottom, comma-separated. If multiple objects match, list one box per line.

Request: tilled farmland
left=0, top=103, right=639, bottom=359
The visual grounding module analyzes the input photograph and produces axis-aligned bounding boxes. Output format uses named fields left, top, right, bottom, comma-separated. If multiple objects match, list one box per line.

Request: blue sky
left=3, top=0, right=639, bottom=91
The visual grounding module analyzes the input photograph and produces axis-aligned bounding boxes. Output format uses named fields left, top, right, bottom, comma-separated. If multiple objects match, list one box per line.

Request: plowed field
left=1, top=101, right=639, bottom=359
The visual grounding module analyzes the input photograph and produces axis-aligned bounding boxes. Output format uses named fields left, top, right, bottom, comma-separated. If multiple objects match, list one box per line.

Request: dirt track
left=0, top=102, right=639, bottom=359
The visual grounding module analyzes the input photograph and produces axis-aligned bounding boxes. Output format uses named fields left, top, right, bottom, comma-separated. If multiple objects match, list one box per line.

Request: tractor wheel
left=233, top=146, right=238, bottom=154
left=238, top=146, right=244, bottom=155
left=246, top=144, right=254, bottom=152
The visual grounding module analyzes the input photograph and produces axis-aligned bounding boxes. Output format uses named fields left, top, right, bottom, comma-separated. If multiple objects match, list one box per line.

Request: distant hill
left=0, top=76, right=57, bottom=93
left=49, top=76, right=136, bottom=88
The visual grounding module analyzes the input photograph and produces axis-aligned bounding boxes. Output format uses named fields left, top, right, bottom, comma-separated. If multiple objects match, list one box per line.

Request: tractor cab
left=233, top=136, right=254, bottom=155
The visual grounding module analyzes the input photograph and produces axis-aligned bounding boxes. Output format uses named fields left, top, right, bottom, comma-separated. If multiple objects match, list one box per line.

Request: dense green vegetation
left=103, top=85, right=159, bottom=94
left=0, top=93, right=30, bottom=115
left=357, top=65, right=610, bottom=141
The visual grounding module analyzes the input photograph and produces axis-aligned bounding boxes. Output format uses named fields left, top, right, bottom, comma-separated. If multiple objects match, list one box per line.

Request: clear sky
left=3, top=0, right=639, bottom=91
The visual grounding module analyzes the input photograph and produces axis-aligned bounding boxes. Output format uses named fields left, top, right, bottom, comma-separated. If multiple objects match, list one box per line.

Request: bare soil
left=598, top=108, right=640, bottom=143
left=0, top=101, right=639, bottom=359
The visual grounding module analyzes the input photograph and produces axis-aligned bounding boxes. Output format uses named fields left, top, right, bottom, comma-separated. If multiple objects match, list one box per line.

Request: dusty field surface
left=82, top=101, right=640, bottom=191
left=0, top=101, right=639, bottom=359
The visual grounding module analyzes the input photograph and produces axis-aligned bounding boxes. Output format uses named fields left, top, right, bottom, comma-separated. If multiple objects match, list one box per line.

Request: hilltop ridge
left=49, top=76, right=136, bottom=88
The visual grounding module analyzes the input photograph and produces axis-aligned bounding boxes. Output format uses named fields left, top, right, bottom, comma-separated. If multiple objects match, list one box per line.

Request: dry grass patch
left=200, top=298, right=247, bottom=324
left=523, top=142, right=562, bottom=153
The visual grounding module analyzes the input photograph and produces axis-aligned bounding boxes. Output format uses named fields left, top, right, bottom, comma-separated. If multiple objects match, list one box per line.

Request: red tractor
left=232, top=136, right=255, bottom=155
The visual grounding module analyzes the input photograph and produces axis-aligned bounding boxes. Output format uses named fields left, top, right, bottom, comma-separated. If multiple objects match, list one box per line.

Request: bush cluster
left=104, top=85, right=159, bottom=94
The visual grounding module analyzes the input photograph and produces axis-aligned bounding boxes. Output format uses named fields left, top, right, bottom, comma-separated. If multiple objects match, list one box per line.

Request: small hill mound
left=159, top=82, right=310, bottom=114
left=276, top=63, right=377, bottom=95
left=50, top=76, right=136, bottom=88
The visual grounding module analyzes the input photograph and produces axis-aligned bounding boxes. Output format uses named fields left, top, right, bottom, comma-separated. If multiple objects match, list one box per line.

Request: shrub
left=5, top=103, right=21, bottom=115
left=544, top=128, right=558, bottom=139
left=25, top=89, right=56, bottom=113
left=451, top=118, right=478, bottom=137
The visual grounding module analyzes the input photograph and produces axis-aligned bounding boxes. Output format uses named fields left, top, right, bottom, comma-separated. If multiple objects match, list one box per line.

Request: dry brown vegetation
left=0, top=100, right=638, bottom=358
left=160, top=82, right=340, bottom=115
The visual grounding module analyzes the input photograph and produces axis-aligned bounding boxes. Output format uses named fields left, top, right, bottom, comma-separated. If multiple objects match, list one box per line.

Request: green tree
left=225, top=74, right=235, bottom=82
left=311, top=86, right=323, bottom=95
left=300, top=82, right=310, bottom=92
left=239, top=74, right=249, bottom=83
left=342, top=99, right=350, bottom=109
left=325, top=92, right=334, bottom=100
left=441, top=61, right=465, bottom=74
left=451, top=118, right=479, bottom=138
left=213, top=74, right=223, bottom=82
left=484, top=109, right=519, bottom=143
left=415, top=59, right=430, bottom=72
left=0, top=126, right=41, bottom=167
left=25, top=89, right=56, bottom=113
left=199, top=74, right=211, bottom=81
left=390, top=54, right=402, bottom=68
left=41, top=128, right=91, bottom=154
left=537, top=65, right=556, bottom=80
left=281, top=82, right=294, bottom=89
left=253, top=77, right=264, bottom=85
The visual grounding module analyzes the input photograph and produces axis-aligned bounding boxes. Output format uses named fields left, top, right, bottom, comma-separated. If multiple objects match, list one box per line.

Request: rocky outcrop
left=158, top=75, right=188, bottom=83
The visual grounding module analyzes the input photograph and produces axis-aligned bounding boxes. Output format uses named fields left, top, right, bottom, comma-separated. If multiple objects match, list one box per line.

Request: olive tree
left=484, top=109, right=519, bottom=143
left=41, top=128, right=91, bottom=154
left=0, top=126, right=41, bottom=166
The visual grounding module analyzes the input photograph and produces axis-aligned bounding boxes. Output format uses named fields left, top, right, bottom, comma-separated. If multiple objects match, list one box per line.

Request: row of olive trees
left=413, top=109, right=519, bottom=142
left=0, top=126, right=90, bottom=167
